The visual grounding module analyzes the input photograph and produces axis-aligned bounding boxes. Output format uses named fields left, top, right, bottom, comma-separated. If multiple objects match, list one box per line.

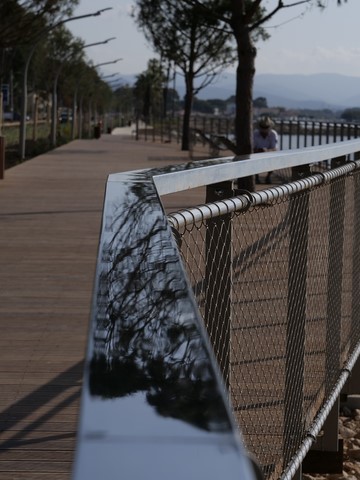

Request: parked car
left=3, top=112, right=30, bottom=121
left=59, top=112, right=72, bottom=124
left=3, top=112, right=13, bottom=121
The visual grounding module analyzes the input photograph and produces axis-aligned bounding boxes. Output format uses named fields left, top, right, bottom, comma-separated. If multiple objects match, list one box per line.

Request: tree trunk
left=181, top=78, right=193, bottom=151
left=232, top=11, right=257, bottom=191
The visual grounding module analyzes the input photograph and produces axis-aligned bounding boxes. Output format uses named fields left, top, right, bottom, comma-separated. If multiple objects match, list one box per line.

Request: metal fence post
left=0, top=136, right=5, bottom=180
left=284, top=165, right=311, bottom=472
left=304, top=155, right=347, bottom=475
left=350, top=157, right=360, bottom=356
left=325, top=155, right=346, bottom=396
left=343, top=154, right=360, bottom=396
left=204, top=181, right=233, bottom=388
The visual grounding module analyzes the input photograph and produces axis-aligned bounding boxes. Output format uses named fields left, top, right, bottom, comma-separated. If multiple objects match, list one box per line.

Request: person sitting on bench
left=253, top=117, right=278, bottom=184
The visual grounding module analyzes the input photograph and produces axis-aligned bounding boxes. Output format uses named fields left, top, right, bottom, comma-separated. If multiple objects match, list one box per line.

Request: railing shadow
left=0, top=361, right=83, bottom=451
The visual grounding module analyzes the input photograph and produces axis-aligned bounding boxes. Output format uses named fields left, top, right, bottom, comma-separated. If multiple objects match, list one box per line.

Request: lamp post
left=101, top=73, right=118, bottom=80
left=19, top=8, right=112, bottom=160
left=82, top=59, right=123, bottom=138
left=93, top=59, right=123, bottom=70
left=51, top=37, right=116, bottom=147
left=73, top=58, right=122, bottom=139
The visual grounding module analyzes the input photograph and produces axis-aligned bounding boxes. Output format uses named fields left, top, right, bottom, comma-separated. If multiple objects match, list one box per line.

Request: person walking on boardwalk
left=253, top=116, right=278, bottom=184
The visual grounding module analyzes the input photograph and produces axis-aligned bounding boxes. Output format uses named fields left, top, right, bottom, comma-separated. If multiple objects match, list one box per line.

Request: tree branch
left=250, top=0, right=313, bottom=31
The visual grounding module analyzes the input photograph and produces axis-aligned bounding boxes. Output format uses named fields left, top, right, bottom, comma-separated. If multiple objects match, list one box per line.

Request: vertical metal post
left=0, top=136, right=5, bottom=180
left=32, top=95, right=38, bottom=142
left=296, top=120, right=300, bottom=149
left=325, top=155, right=346, bottom=396
left=348, top=154, right=360, bottom=387
left=320, top=398, right=340, bottom=451
left=319, top=122, right=323, bottom=145
left=0, top=92, right=3, bottom=134
left=88, top=99, right=92, bottom=139
left=343, top=358, right=360, bottom=395
left=168, top=117, right=172, bottom=143
left=279, top=120, right=284, bottom=150
left=284, top=164, right=310, bottom=469
left=204, top=181, right=233, bottom=388
left=135, top=117, right=139, bottom=141
left=78, top=96, right=83, bottom=139
left=304, top=155, right=347, bottom=469
left=311, top=121, right=315, bottom=146
left=71, top=88, right=78, bottom=140
left=160, top=117, right=166, bottom=143
left=304, top=398, right=342, bottom=474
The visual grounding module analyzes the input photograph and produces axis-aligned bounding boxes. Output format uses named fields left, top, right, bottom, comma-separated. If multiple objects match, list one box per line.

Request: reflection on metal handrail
left=73, top=168, right=260, bottom=480
left=73, top=140, right=360, bottom=480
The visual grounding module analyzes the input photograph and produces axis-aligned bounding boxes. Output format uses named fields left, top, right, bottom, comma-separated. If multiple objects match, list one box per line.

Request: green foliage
left=134, top=0, right=235, bottom=90
left=179, top=0, right=349, bottom=161
left=192, top=97, right=228, bottom=114
left=341, top=108, right=360, bottom=122
left=112, top=85, right=136, bottom=118
left=3, top=122, right=52, bottom=168
left=0, top=0, right=79, bottom=48
left=134, top=0, right=236, bottom=149
left=253, top=96, right=268, bottom=108
left=134, top=59, right=166, bottom=121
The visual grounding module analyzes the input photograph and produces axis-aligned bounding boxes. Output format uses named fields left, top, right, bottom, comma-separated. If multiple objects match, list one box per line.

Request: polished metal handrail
left=73, top=139, right=360, bottom=480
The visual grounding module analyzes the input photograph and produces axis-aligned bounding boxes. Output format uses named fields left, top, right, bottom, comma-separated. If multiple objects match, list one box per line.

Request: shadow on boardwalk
left=0, top=131, right=209, bottom=479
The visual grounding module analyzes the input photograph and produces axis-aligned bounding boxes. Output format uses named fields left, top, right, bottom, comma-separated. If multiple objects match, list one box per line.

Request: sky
left=66, top=0, right=360, bottom=82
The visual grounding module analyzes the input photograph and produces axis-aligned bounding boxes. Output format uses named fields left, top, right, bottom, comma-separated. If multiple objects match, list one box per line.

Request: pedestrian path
left=0, top=132, right=207, bottom=479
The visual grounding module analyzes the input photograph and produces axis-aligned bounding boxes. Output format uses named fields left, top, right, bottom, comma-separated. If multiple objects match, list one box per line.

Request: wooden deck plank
left=0, top=450, right=73, bottom=461
left=0, top=474, right=70, bottom=480
left=0, top=461, right=72, bottom=473
left=0, top=133, right=205, bottom=479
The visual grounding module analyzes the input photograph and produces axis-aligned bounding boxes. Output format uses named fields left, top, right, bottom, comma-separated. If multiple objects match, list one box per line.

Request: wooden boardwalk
left=0, top=131, right=208, bottom=479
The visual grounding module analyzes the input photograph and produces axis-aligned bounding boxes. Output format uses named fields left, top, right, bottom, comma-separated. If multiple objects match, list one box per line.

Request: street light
left=50, top=37, right=117, bottom=147
left=82, top=59, right=123, bottom=138
left=80, top=37, right=116, bottom=49
left=101, top=73, right=118, bottom=79
left=19, top=8, right=112, bottom=159
left=71, top=59, right=123, bottom=140
left=94, top=59, right=123, bottom=70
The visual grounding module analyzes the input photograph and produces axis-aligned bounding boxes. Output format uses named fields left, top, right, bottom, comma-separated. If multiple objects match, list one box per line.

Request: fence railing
left=73, top=139, right=360, bottom=480
left=133, top=116, right=360, bottom=153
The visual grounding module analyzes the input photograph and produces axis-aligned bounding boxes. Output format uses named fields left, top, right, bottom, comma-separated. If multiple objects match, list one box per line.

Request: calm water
left=279, top=134, right=356, bottom=151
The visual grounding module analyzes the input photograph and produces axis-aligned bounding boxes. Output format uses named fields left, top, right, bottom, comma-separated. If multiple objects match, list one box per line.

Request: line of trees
left=133, top=0, right=349, bottom=190
left=0, top=1, right=114, bottom=155
left=1, top=1, right=350, bottom=165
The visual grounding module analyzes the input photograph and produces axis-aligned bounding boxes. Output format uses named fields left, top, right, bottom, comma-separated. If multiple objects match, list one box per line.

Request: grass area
left=1, top=121, right=75, bottom=169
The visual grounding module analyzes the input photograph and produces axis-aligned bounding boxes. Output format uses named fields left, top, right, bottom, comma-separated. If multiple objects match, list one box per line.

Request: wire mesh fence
left=168, top=161, right=360, bottom=480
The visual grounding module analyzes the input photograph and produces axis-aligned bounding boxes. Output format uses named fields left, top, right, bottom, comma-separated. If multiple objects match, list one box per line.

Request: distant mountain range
left=119, top=72, right=360, bottom=111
